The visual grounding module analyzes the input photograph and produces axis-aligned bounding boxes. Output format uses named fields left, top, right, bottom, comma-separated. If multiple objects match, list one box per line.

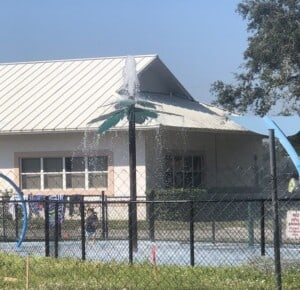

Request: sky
left=0, top=0, right=248, bottom=104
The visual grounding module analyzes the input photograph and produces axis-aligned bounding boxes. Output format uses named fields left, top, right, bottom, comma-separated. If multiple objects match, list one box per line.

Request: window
left=88, top=156, right=108, bottom=188
left=164, top=154, right=203, bottom=188
left=65, top=157, right=85, bottom=188
left=20, top=156, right=108, bottom=190
left=44, top=158, right=63, bottom=189
left=21, top=158, right=41, bottom=189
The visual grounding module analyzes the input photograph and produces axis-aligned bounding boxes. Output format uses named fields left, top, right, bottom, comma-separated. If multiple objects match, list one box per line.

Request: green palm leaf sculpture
left=88, top=99, right=159, bottom=134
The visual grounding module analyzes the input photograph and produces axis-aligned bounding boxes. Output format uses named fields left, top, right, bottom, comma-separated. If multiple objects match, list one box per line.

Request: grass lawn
left=1, top=253, right=300, bottom=289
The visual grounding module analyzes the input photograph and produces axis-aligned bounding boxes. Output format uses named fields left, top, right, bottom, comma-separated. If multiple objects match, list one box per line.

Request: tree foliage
left=211, top=0, right=300, bottom=116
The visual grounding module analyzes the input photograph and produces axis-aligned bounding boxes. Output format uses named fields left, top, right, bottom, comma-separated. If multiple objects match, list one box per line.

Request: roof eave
left=0, top=125, right=256, bottom=136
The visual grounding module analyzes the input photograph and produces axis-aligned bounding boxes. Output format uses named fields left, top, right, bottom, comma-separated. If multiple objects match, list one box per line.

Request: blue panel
left=229, top=116, right=300, bottom=137
left=263, top=117, right=300, bottom=177
left=229, top=115, right=300, bottom=177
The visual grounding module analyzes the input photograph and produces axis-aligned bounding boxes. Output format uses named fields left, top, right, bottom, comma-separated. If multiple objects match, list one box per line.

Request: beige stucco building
left=0, top=55, right=263, bottom=197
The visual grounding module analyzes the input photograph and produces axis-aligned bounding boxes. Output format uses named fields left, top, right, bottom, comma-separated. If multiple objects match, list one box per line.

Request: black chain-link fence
left=1, top=192, right=300, bottom=267
left=0, top=148, right=299, bottom=289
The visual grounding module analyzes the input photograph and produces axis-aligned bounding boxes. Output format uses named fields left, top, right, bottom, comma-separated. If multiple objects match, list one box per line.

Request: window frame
left=15, top=151, right=113, bottom=194
left=163, top=152, right=205, bottom=189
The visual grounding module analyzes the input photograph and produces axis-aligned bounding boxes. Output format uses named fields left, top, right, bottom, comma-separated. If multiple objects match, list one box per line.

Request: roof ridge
left=0, top=54, right=158, bottom=66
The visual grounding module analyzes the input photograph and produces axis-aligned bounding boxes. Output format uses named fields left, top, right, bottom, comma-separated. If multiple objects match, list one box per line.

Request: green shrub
left=146, top=188, right=207, bottom=221
left=147, top=188, right=207, bottom=201
left=145, top=188, right=260, bottom=222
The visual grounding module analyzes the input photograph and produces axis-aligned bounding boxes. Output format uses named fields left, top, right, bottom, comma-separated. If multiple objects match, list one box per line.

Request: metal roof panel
left=0, top=55, right=245, bottom=134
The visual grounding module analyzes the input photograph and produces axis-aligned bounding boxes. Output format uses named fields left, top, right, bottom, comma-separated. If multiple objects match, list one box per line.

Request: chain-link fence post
left=54, top=201, right=59, bottom=258
left=1, top=198, right=7, bottom=240
left=148, top=190, right=155, bottom=242
left=80, top=200, right=86, bottom=260
left=128, top=201, right=133, bottom=264
left=260, top=199, right=265, bottom=256
left=269, top=128, right=282, bottom=290
left=44, top=196, right=50, bottom=257
left=101, top=191, right=108, bottom=240
left=189, top=200, right=195, bottom=266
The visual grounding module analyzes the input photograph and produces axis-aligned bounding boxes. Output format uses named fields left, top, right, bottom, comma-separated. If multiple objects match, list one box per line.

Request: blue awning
left=229, top=116, right=300, bottom=137
left=229, top=115, right=300, bottom=177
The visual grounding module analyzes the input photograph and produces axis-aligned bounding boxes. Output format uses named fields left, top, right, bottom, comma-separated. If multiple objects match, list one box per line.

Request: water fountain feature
left=123, top=56, right=139, bottom=253
left=88, top=56, right=182, bottom=253
left=122, top=56, right=140, bottom=99
left=88, top=56, right=159, bottom=253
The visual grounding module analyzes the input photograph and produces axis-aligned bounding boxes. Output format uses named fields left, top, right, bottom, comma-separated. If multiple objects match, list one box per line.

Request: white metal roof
left=142, top=94, right=245, bottom=132
left=0, top=54, right=245, bottom=135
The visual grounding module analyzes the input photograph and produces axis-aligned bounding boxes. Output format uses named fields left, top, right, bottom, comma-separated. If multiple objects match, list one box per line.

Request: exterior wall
left=145, top=129, right=264, bottom=190
left=0, top=128, right=264, bottom=198
left=0, top=131, right=146, bottom=197
left=144, top=129, right=164, bottom=189
left=110, top=130, right=146, bottom=196
left=213, top=133, right=264, bottom=188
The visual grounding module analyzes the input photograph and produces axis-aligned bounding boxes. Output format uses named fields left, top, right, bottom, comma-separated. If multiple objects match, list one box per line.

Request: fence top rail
left=2, top=198, right=300, bottom=205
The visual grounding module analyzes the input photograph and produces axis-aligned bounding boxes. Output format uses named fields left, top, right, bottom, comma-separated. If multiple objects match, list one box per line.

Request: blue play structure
left=230, top=115, right=300, bottom=178
left=0, top=172, right=28, bottom=249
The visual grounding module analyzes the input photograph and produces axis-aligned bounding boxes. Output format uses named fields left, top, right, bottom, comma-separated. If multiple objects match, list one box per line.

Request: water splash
left=73, top=129, right=100, bottom=159
left=122, top=56, right=139, bottom=99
